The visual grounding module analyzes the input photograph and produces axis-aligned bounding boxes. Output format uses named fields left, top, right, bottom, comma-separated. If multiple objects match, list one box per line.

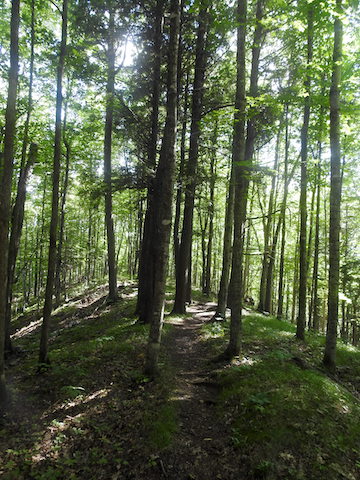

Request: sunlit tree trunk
left=323, top=0, right=343, bottom=371
left=277, top=105, right=289, bottom=319
left=38, top=0, right=68, bottom=366
left=173, top=71, right=189, bottom=265
left=224, top=0, right=247, bottom=358
left=173, top=3, right=209, bottom=313
left=144, top=0, right=180, bottom=376
left=204, top=121, right=217, bottom=296
left=213, top=168, right=234, bottom=320
left=297, top=4, right=313, bottom=341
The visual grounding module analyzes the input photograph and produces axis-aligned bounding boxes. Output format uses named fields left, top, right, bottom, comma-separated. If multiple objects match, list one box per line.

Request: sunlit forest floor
left=0, top=284, right=359, bottom=480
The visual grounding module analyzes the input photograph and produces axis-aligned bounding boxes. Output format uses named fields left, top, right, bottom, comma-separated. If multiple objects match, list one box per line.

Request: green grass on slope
left=203, top=314, right=360, bottom=480
left=0, top=288, right=178, bottom=480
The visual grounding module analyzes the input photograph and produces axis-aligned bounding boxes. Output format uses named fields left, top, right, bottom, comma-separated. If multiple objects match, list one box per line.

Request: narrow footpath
left=158, top=303, right=239, bottom=480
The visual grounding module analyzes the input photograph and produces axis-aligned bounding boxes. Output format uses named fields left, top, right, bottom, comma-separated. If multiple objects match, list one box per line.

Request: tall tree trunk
left=136, top=0, right=164, bottom=322
left=173, top=3, right=209, bottom=313
left=5, top=0, right=36, bottom=355
left=104, top=6, right=118, bottom=303
left=224, top=0, right=247, bottom=358
left=204, top=122, right=217, bottom=296
left=0, top=0, right=20, bottom=404
left=258, top=128, right=280, bottom=312
left=213, top=167, right=234, bottom=320
left=144, top=0, right=179, bottom=377
left=277, top=105, right=289, bottom=319
left=261, top=123, right=281, bottom=312
left=311, top=162, right=321, bottom=331
left=228, top=0, right=264, bottom=314
left=38, top=0, right=68, bottom=366
left=296, top=5, right=313, bottom=340
left=54, top=119, right=70, bottom=307
left=173, top=70, right=189, bottom=264
left=323, top=0, right=343, bottom=372
left=5, top=143, right=38, bottom=354
left=243, top=183, right=255, bottom=297
left=340, top=206, right=348, bottom=340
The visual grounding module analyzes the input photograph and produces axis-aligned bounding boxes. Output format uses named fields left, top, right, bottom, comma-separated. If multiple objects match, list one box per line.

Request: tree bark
left=5, top=143, right=38, bottom=354
left=104, top=6, right=118, bottom=303
left=144, top=0, right=180, bottom=377
left=54, top=115, right=70, bottom=307
left=277, top=105, right=289, bottom=319
left=224, top=0, right=247, bottom=358
left=260, top=122, right=281, bottom=312
left=0, top=0, right=21, bottom=405
left=136, top=0, right=164, bottom=322
left=38, top=0, right=68, bottom=366
left=213, top=167, right=234, bottom=319
left=173, top=3, right=209, bottom=313
left=5, top=0, right=36, bottom=353
left=296, top=5, right=313, bottom=340
left=311, top=165, right=321, bottom=331
left=173, top=70, right=189, bottom=265
left=204, top=122, right=217, bottom=296
left=323, top=0, right=343, bottom=372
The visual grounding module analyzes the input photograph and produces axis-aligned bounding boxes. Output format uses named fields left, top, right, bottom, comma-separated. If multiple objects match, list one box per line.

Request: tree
left=38, top=0, right=68, bottom=366
left=144, top=0, right=180, bottom=376
left=173, top=1, right=209, bottom=314
left=0, top=0, right=21, bottom=406
left=323, top=0, right=343, bottom=372
left=296, top=2, right=314, bottom=341
left=223, top=0, right=247, bottom=359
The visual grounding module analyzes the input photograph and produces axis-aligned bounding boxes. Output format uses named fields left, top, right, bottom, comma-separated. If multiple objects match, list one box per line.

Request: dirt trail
left=158, top=303, right=238, bottom=480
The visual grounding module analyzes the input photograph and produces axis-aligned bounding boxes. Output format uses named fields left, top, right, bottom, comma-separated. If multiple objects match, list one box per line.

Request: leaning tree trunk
left=323, top=0, right=343, bottom=372
left=136, top=0, right=164, bottom=322
left=38, top=0, right=68, bottom=366
left=144, top=0, right=180, bottom=377
left=0, top=0, right=20, bottom=405
left=4, top=0, right=36, bottom=356
left=5, top=143, right=38, bottom=354
left=224, top=0, right=247, bottom=359
left=173, top=2, right=209, bottom=314
left=296, top=4, right=313, bottom=341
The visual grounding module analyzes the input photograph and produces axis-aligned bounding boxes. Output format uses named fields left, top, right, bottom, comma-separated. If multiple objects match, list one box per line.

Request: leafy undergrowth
left=203, top=313, right=360, bottom=480
left=0, top=284, right=177, bottom=480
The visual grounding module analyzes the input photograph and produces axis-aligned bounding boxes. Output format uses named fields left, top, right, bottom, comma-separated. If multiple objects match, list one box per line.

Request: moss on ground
left=0, top=286, right=177, bottom=480
left=203, top=313, right=360, bottom=480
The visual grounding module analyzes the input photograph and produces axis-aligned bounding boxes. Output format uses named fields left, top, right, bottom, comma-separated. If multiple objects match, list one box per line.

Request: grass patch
left=1, top=285, right=176, bottom=480
left=145, top=402, right=178, bottom=450
left=211, top=313, right=360, bottom=480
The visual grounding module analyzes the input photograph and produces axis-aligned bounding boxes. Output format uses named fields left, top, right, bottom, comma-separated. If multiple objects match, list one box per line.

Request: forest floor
left=0, top=284, right=359, bottom=480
